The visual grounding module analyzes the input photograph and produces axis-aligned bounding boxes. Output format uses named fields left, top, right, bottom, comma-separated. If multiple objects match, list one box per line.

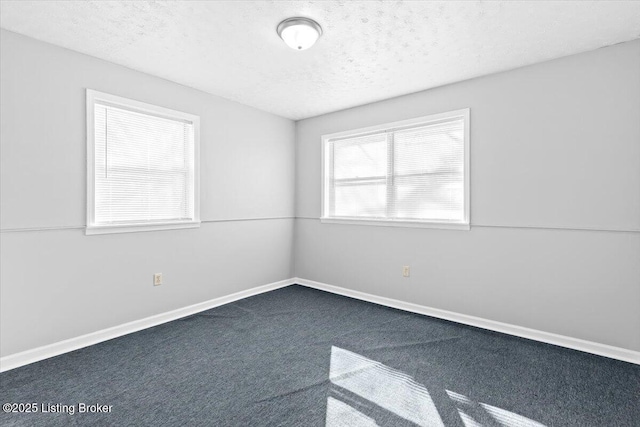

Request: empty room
left=1, top=1, right=639, bottom=426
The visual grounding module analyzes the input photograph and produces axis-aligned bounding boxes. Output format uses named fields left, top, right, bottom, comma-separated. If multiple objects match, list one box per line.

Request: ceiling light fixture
left=277, top=17, right=322, bottom=51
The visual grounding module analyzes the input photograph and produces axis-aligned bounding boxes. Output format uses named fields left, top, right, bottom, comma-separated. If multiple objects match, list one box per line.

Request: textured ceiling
left=1, top=1, right=640, bottom=120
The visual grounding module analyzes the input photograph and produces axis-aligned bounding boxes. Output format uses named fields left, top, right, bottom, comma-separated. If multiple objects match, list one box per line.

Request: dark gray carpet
left=1, top=285, right=639, bottom=426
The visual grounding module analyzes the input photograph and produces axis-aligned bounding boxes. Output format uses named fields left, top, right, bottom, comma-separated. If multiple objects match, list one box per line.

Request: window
left=86, top=90, right=200, bottom=234
left=322, top=109, right=469, bottom=230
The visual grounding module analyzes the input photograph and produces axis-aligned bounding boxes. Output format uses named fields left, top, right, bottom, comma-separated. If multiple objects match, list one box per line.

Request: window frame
left=86, top=89, right=200, bottom=235
left=321, top=109, right=470, bottom=230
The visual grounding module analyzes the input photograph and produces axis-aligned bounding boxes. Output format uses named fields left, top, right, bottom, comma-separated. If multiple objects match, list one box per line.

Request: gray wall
left=294, top=40, right=640, bottom=352
left=2, top=29, right=639, bottom=359
left=0, top=30, right=296, bottom=357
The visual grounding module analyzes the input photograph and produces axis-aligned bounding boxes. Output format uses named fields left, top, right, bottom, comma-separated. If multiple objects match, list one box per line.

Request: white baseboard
left=4, top=277, right=637, bottom=372
left=294, top=277, right=640, bottom=365
left=0, top=278, right=295, bottom=373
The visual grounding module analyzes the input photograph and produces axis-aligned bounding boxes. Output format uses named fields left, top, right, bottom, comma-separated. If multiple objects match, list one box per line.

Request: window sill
left=320, top=217, right=470, bottom=231
left=86, top=221, right=200, bottom=235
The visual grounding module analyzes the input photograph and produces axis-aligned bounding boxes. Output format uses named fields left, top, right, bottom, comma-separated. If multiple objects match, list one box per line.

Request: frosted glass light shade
left=277, top=17, right=322, bottom=51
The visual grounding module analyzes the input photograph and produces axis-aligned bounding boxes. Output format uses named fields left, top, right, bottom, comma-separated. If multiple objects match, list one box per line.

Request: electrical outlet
left=402, top=266, right=410, bottom=277
left=153, top=273, right=162, bottom=286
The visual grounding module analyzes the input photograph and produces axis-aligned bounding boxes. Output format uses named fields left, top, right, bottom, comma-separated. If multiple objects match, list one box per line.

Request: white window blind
left=87, top=90, right=200, bottom=234
left=332, top=133, right=387, bottom=218
left=322, top=109, right=469, bottom=229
